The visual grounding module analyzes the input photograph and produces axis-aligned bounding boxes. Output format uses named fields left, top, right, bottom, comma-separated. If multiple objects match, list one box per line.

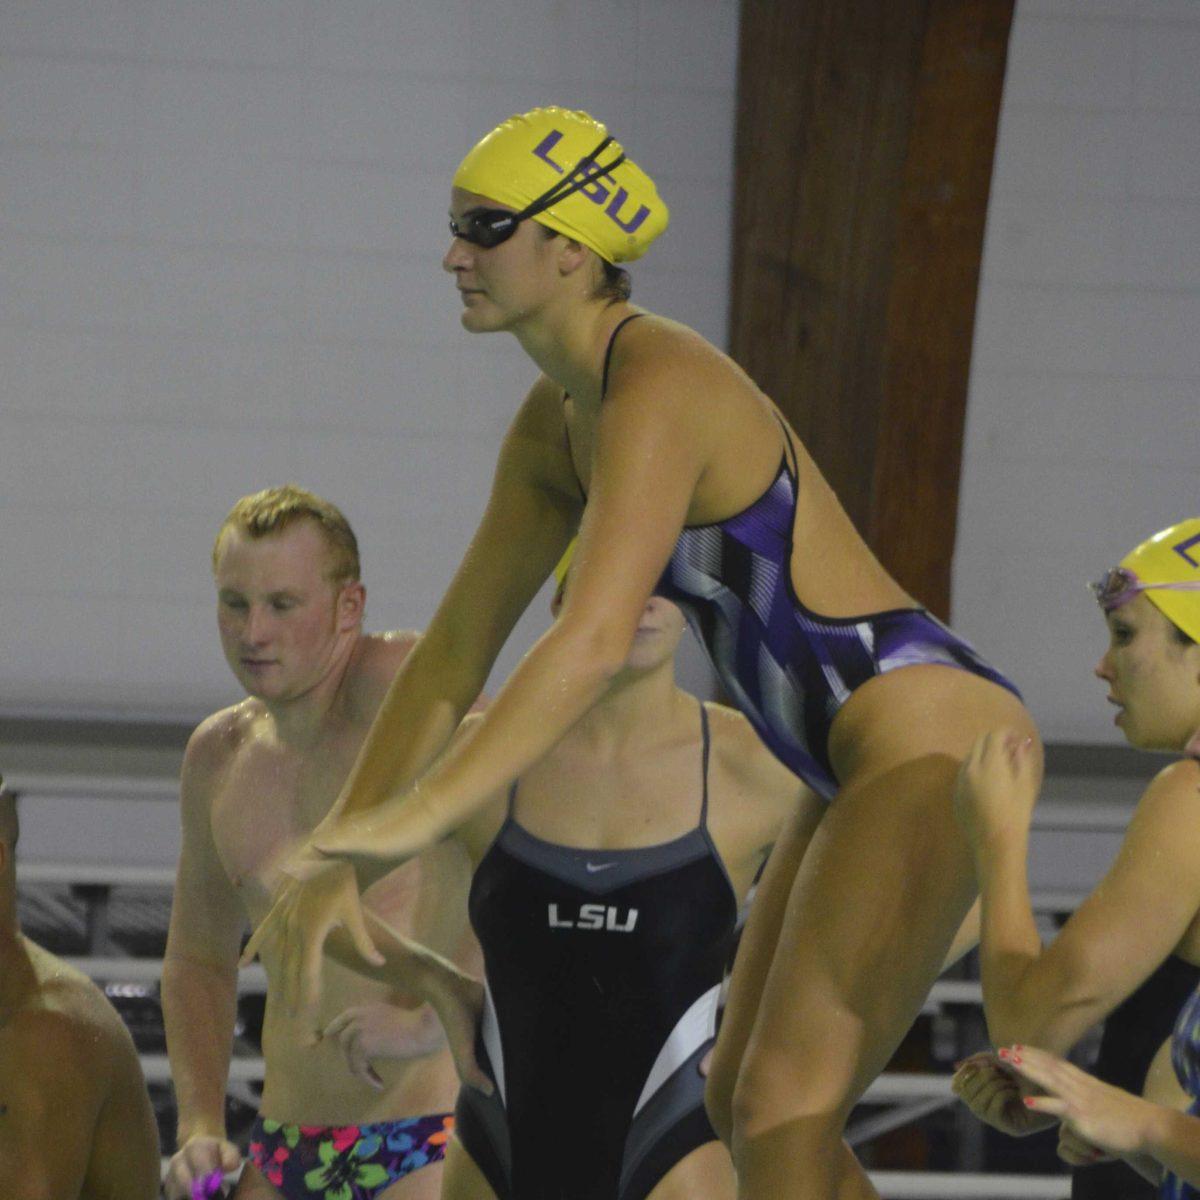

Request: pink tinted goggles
left=1090, top=566, right=1200, bottom=613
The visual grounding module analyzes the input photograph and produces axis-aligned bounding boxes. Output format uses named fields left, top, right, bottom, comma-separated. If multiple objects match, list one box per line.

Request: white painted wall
left=0, top=0, right=735, bottom=720
left=953, top=0, right=1200, bottom=743
left=2, top=0, right=1196, bottom=748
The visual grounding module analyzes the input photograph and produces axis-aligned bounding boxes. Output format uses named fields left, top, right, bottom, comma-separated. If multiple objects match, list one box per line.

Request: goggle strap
left=516, top=136, right=627, bottom=222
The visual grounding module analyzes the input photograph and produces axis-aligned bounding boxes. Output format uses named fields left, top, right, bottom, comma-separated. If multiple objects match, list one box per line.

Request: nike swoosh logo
left=585, top=861, right=618, bottom=873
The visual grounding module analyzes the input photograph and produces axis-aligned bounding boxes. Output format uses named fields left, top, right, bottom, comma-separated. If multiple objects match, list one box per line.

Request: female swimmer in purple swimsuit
left=246, top=107, right=1039, bottom=1198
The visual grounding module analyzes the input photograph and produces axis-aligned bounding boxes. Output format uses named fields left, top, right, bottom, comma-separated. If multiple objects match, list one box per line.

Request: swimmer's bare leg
left=705, top=797, right=823, bottom=1144
left=438, top=1134, right=501, bottom=1200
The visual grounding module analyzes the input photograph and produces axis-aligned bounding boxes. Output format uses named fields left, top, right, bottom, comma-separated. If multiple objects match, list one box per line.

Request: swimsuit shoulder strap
left=698, top=700, right=712, bottom=830
left=771, top=408, right=799, bottom=480
left=600, top=312, right=648, bottom=400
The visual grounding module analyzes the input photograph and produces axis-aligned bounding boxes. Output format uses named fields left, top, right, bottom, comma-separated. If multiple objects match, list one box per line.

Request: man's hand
left=162, top=1137, right=240, bottom=1200
left=952, top=1051, right=1057, bottom=1137
left=322, top=1003, right=447, bottom=1090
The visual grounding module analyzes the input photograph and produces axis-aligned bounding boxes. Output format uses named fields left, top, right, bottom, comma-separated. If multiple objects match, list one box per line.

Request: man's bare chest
left=210, top=735, right=364, bottom=898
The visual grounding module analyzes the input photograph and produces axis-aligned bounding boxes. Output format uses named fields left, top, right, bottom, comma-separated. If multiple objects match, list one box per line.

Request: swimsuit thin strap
left=698, top=700, right=711, bottom=830
left=601, top=312, right=648, bottom=400
left=772, top=409, right=799, bottom=479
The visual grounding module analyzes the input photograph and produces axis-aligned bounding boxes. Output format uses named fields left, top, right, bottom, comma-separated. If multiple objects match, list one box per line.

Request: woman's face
left=1094, top=593, right=1200, bottom=751
left=443, top=187, right=562, bottom=333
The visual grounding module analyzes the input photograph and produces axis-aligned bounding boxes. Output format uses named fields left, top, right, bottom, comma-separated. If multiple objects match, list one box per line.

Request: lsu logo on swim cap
left=453, top=107, right=668, bottom=263
left=1119, top=517, right=1200, bottom=642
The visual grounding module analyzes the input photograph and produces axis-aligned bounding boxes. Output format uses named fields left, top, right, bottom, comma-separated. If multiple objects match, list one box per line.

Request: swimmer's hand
left=324, top=972, right=493, bottom=1096
left=240, top=855, right=385, bottom=1024
left=951, top=1051, right=1056, bottom=1137
left=1057, top=1123, right=1115, bottom=1167
left=323, top=1002, right=447, bottom=1090
left=1002, top=1044, right=1160, bottom=1164
left=953, top=729, right=1040, bottom=852
left=163, top=1138, right=240, bottom=1200
left=421, top=967, right=494, bottom=1096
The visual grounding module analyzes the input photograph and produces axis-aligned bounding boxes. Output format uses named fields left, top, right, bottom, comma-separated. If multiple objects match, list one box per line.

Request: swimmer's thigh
left=438, top=1134, right=501, bottom=1200
left=646, top=1139, right=737, bottom=1200
left=706, top=796, right=824, bottom=1143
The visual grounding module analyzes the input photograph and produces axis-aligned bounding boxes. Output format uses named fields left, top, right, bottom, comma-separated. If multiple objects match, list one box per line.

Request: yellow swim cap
left=453, top=107, right=668, bottom=263
left=1107, top=518, right=1200, bottom=642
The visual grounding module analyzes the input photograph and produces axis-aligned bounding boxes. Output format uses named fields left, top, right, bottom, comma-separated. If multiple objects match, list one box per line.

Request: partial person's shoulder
left=707, top=702, right=803, bottom=799
left=1125, top=757, right=1200, bottom=854
left=182, top=701, right=257, bottom=790
left=1141, top=757, right=1200, bottom=810
left=17, top=951, right=130, bottom=1071
left=352, top=630, right=421, bottom=701
left=606, top=313, right=733, bottom=394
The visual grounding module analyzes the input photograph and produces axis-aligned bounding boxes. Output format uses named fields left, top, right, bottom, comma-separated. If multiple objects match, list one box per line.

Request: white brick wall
left=953, top=0, right=1200, bottom=744
left=3, top=1, right=1194, bottom=745
left=0, top=0, right=735, bottom=719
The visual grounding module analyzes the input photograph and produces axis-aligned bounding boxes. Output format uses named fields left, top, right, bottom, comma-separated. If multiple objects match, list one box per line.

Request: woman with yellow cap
left=245, top=107, right=1040, bottom=1197
left=953, top=518, right=1200, bottom=1193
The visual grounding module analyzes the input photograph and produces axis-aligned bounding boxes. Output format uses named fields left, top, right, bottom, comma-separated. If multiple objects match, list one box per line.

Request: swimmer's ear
left=555, top=237, right=591, bottom=277
left=336, top=579, right=366, bottom=629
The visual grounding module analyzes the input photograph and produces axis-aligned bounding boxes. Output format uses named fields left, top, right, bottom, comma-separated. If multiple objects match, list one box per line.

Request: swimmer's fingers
left=240, top=892, right=284, bottom=964
left=1057, top=1124, right=1112, bottom=1167
left=295, top=887, right=383, bottom=1031
left=427, top=972, right=493, bottom=1096
left=341, top=1024, right=383, bottom=1090
left=322, top=1010, right=370, bottom=1085
left=1001, top=1045, right=1150, bottom=1157
left=952, top=1055, right=1052, bottom=1137
left=163, top=1139, right=241, bottom=1200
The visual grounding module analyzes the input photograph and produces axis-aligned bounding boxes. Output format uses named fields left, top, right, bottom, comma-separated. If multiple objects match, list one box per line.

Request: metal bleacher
left=5, top=721, right=1158, bottom=1197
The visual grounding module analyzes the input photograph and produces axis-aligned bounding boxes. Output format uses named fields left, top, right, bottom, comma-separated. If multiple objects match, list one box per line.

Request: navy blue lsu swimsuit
left=572, top=313, right=1021, bottom=800
left=456, top=703, right=736, bottom=1199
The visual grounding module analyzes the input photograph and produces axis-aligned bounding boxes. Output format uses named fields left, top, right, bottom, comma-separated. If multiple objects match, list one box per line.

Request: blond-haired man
left=0, top=780, right=161, bottom=1199
left=163, top=486, right=481, bottom=1200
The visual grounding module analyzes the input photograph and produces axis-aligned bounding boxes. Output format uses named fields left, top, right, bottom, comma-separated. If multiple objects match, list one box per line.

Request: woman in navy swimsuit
left=951, top=517, right=1200, bottom=1194
left=248, top=107, right=1039, bottom=1197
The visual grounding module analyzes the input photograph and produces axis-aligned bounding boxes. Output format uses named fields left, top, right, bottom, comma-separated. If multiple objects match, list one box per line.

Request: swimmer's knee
left=729, top=1044, right=855, bottom=1148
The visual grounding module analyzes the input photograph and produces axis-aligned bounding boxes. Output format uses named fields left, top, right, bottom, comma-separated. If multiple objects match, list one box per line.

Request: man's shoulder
left=361, top=629, right=421, bottom=672
left=348, top=630, right=422, bottom=710
left=13, top=949, right=126, bottom=1062
left=185, top=700, right=260, bottom=771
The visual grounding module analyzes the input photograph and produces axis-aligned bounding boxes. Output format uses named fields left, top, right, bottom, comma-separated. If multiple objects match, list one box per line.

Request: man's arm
left=161, top=720, right=247, bottom=1190
left=82, top=1003, right=161, bottom=1200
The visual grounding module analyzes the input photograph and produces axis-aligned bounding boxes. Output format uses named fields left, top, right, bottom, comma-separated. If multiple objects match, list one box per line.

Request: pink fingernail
left=997, top=1047, right=1010, bottom=1059
left=1023, top=1096, right=1035, bottom=1107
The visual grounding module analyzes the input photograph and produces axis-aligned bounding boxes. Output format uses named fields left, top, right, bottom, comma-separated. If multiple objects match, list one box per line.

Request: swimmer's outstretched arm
left=955, top=732, right=1200, bottom=1052
left=316, top=353, right=707, bottom=868
left=316, top=378, right=581, bottom=866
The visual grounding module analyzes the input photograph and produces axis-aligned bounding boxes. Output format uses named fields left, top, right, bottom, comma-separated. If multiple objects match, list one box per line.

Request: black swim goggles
left=448, top=135, right=626, bottom=250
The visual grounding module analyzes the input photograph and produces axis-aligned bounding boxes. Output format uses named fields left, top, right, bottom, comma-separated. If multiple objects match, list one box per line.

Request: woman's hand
left=953, top=729, right=1040, bottom=852
left=1057, top=1122, right=1114, bottom=1167
left=322, top=1003, right=447, bottom=1090
left=240, top=856, right=385, bottom=1032
left=1002, top=1044, right=1157, bottom=1158
left=951, top=1051, right=1057, bottom=1137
